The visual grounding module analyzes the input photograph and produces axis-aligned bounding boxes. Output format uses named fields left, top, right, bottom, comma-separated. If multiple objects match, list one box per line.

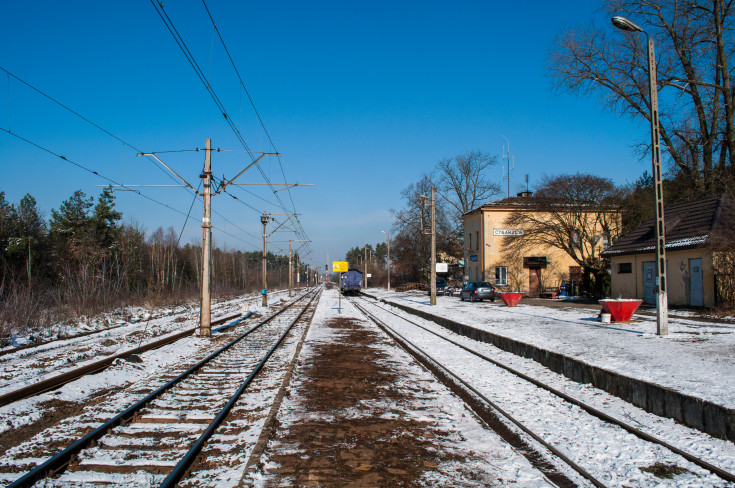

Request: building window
left=602, top=232, right=611, bottom=249
left=618, top=262, right=632, bottom=274
left=468, top=233, right=472, bottom=250
left=495, top=266, right=508, bottom=286
left=571, top=230, right=581, bottom=248
left=469, top=268, right=473, bottom=281
left=476, top=231, right=479, bottom=250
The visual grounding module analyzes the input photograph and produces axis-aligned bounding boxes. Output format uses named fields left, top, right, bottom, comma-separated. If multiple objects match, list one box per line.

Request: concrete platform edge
left=366, top=292, right=735, bottom=442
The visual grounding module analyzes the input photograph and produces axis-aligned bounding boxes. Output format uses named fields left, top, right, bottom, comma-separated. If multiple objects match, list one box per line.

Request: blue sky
left=1, top=1, right=651, bottom=269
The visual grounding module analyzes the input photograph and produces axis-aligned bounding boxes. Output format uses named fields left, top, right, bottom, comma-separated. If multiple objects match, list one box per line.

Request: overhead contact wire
left=198, top=0, right=308, bottom=232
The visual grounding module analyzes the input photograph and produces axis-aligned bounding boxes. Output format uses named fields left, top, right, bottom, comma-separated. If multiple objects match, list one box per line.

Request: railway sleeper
left=70, top=461, right=177, bottom=474
left=112, top=429, right=203, bottom=439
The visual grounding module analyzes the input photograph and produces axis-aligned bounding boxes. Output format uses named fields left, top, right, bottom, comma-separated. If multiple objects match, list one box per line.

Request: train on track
left=340, top=269, right=363, bottom=295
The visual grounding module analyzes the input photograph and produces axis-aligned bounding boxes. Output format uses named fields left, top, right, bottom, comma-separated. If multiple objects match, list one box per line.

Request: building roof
left=601, top=194, right=734, bottom=257
left=463, top=195, right=619, bottom=218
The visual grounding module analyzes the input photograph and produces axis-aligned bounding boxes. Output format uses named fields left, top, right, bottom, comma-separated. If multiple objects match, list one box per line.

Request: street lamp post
left=612, top=16, right=668, bottom=335
left=381, top=230, right=390, bottom=291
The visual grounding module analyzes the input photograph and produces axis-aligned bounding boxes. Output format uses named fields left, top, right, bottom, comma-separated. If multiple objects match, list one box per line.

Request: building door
left=643, top=261, right=656, bottom=304
left=689, top=258, right=704, bottom=306
left=528, top=267, right=541, bottom=297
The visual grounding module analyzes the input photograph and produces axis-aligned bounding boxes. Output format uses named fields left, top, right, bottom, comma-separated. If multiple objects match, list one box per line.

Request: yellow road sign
left=332, top=261, right=348, bottom=272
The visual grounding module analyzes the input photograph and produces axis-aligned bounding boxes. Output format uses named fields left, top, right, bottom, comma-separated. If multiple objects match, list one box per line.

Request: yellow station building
left=462, top=193, right=620, bottom=296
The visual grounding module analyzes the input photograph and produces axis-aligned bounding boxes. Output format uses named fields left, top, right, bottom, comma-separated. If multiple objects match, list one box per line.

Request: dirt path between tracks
left=249, top=316, right=500, bottom=487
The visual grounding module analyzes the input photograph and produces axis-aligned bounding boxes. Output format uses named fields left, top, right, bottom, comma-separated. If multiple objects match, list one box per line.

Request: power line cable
left=199, top=0, right=302, bottom=216
left=1, top=127, right=263, bottom=250
left=152, top=1, right=312, bottom=250
left=177, top=180, right=202, bottom=246
left=0, top=66, right=180, bottom=184
left=157, top=1, right=305, bottom=229
left=1, top=127, right=198, bottom=223
left=0, top=71, right=270, bottom=252
left=149, top=1, right=253, bottom=155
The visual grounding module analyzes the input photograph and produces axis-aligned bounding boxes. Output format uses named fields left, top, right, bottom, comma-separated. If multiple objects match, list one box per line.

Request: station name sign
left=493, top=228, right=524, bottom=236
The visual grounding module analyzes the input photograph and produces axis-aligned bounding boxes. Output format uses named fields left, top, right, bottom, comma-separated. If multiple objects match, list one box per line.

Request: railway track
left=0, top=292, right=288, bottom=411
left=0, top=304, right=199, bottom=361
left=0, top=312, right=244, bottom=408
left=0, top=288, right=320, bottom=487
left=351, top=296, right=735, bottom=487
left=0, top=294, right=265, bottom=399
left=0, top=293, right=264, bottom=362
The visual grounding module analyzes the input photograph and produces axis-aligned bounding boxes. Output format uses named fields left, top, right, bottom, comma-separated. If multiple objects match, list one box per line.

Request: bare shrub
left=0, top=286, right=55, bottom=343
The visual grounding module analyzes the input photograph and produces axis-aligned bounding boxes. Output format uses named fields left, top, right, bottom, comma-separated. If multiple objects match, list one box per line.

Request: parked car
left=446, top=285, right=461, bottom=297
left=460, top=282, right=496, bottom=302
left=426, top=276, right=448, bottom=295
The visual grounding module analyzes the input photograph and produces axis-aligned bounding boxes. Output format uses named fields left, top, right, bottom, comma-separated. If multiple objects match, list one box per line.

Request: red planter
left=598, top=299, right=643, bottom=322
left=498, top=292, right=524, bottom=307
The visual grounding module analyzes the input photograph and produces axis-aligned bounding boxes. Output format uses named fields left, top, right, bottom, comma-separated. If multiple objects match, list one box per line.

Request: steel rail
left=0, top=321, right=133, bottom=359
left=6, top=292, right=312, bottom=488
left=0, top=312, right=241, bottom=408
left=358, top=296, right=735, bottom=484
left=0, top=300, right=262, bottom=360
left=160, top=288, right=321, bottom=487
left=351, top=298, right=603, bottom=488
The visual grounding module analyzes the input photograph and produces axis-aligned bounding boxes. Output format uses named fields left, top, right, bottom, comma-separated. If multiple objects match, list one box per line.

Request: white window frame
left=495, top=266, right=508, bottom=286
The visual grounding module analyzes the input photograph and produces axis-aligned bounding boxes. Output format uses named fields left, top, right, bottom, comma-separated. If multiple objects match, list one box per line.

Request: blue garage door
left=643, top=261, right=656, bottom=304
left=689, top=258, right=703, bottom=307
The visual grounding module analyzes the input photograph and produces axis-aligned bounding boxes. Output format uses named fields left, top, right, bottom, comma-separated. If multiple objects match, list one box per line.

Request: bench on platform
left=539, top=288, right=559, bottom=299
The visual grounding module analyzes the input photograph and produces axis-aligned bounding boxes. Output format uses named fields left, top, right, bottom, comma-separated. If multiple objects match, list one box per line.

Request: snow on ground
left=367, top=288, right=735, bottom=410
left=0, top=290, right=302, bottom=485
left=249, top=288, right=563, bottom=487
left=357, top=296, right=735, bottom=486
left=0, top=291, right=288, bottom=435
left=0, top=291, right=277, bottom=351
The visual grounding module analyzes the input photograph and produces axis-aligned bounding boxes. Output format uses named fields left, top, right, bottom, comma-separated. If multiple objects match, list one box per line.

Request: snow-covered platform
left=363, top=288, right=735, bottom=442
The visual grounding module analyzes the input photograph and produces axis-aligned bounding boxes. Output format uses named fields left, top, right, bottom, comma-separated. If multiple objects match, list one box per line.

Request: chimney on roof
left=517, top=191, right=533, bottom=198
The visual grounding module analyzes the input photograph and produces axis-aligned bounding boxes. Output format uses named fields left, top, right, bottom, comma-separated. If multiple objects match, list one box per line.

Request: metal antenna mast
left=502, top=135, right=514, bottom=198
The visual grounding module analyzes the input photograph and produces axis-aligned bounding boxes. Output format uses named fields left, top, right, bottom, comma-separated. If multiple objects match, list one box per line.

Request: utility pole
left=647, top=34, right=668, bottom=336
left=386, top=235, right=390, bottom=291
left=430, top=185, right=437, bottom=306
left=382, top=230, right=390, bottom=291
left=611, top=16, right=668, bottom=335
left=421, top=187, right=437, bottom=305
left=261, top=211, right=269, bottom=307
left=288, top=241, right=293, bottom=297
left=199, top=139, right=213, bottom=337
left=131, top=144, right=285, bottom=337
left=364, top=247, right=368, bottom=289
left=295, top=252, right=300, bottom=289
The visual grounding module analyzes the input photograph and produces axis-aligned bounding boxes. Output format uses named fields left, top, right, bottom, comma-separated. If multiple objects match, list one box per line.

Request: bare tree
left=550, top=0, right=735, bottom=194
left=390, top=175, right=458, bottom=283
left=503, top=173, right=624, bottom=297
left=434, top=150, right=501, bottom=227
left=707, top=195, right=735, bottom=307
